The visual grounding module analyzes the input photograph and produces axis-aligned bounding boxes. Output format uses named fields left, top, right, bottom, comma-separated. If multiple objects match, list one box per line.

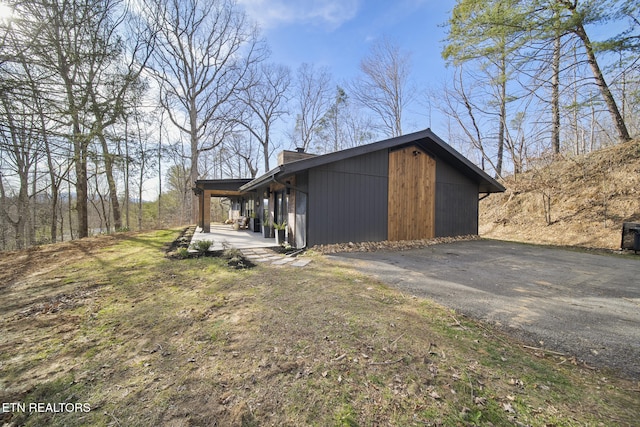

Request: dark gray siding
left=295, top=171, right=309, bottom=192
left=435, top=160, right=479, bottom=237
left=307, top=150, right=388, bottom=246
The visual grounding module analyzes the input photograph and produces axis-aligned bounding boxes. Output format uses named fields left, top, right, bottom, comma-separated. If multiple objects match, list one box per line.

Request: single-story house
left=194, top=128, right=505, bottom=248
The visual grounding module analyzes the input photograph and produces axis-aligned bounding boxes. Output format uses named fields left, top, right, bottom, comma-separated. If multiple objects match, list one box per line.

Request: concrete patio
left=189, top=223, right=312, bottom=268
left=190, top=223, right=278, bottom=251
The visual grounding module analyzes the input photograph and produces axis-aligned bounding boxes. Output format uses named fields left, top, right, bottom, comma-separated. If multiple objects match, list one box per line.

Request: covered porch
left=191, top=223, right=278, bottom=251
left=193, top=179, right=256, bottom=233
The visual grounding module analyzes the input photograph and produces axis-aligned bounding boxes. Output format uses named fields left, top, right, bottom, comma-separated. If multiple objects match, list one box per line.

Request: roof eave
left=239, top=166, right=283, bottom=191
left=239, top=128, right=506, bottom=194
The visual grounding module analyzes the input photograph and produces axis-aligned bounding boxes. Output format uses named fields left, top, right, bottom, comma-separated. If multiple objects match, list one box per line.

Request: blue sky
left=237, top=0, right=456, bottom=136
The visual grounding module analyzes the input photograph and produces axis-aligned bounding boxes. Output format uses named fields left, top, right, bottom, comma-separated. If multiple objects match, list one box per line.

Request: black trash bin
left=621, top=222, right=640, bottom=254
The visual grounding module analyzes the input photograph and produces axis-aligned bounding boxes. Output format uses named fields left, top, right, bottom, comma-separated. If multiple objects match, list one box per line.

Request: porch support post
left=203, top=190, right=211, bottom=233
left=194, top=187, right=204, bottom=231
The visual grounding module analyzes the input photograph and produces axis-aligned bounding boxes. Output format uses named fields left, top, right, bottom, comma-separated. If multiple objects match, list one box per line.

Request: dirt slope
left=480, top=140, right=640, bottom=250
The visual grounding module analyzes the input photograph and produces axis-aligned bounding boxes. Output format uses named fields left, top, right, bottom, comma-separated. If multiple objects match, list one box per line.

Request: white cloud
left=0, top=2, right=14, bottom=22
left=238, top=0, right=360, bottom=30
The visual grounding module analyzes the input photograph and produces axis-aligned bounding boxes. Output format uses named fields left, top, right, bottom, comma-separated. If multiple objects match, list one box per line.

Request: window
left=275, top=191, right=288, bottom=225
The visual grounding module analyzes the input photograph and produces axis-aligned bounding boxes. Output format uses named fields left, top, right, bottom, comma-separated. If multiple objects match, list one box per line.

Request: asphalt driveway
left=331, top=239, right=640, bottom=379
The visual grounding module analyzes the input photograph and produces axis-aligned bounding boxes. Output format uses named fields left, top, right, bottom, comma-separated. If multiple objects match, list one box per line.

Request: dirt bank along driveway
left=331, top=239, right=640, bottom=379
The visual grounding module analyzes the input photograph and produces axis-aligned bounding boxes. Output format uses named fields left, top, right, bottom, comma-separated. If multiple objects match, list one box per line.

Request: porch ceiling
left=194, top=179, right=253, bottom=197
left=205, top=190, right=247, bottom=197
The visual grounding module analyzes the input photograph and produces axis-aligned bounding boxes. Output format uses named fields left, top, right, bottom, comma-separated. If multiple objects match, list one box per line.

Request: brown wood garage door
left=388, top=145, right=436, bottom=241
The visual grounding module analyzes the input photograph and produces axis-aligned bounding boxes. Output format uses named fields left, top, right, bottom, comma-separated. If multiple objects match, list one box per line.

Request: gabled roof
left=240, top=129, right=506, bottom=193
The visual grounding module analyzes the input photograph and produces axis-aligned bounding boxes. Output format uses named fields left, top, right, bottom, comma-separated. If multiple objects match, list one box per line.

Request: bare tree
left=1, top=11, right=41, bottom=249
left=226, top=132, right=259, bottom=178
left=0, top=89, right=40, bottom=249
left=124, top=102, right=157, bottom=230
left=314, top=86, right=376, bottom=153
left=24, top=64, right=73, bottom=244
left=314, top=86, right=347, bottom=153
left=436, top=68, right=501, bottom=176
left=147, top=0, right=265, bottom=221
left=16, top=0, right=97, bottom=238
left=8, top=0, right=148, bottom=238
left=164, top=154, right=192, bottom=224
left=292, top=63, right=333, bottom=151
left=340, top=107, right=377, bottom=149
left=85, top=7, right=155, bottom=232
left=237, top=62, right=290, bottom=171
left=350, top=37, right=413, bottom=138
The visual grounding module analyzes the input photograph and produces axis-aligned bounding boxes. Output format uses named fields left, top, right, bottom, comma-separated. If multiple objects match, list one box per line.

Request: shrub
left=222, top=247, right=243, bottom=260
left=190, top=239, right=213, bottom=253
left=176, top=247, right=190, bottom=259
left=222, top=247, right=250, bottom=269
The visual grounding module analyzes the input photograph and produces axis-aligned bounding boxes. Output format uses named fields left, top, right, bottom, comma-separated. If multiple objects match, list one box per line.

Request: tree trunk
left=263, top=135, right=270, bottom=173
left=74, top=136, right=89, bottom=239
left=98, top=132, right=123, bottom=231
left=89, top=83, right=123, bottom=231
left=551, top=29, right=561, bottom=154
left=124, top=119, right=130, bottom=230
left=50, top=186, right=59, bottom=243
left=496, top=55, right=507, bottom=178
left=68, top=179, right=75, bottom=240
left=190, top=98, right=200, bottom=225
left=158, top=119, right=162, bottom=228
left=138, top=169, right=144, bottom=231
left=15, top=183, right=29, bottom=250
left=41, top=109, right=61, bottom=243
left=574, top=23, right=631, bottom=143
left=1, top=95, right=31, bottom=249
left=60, top=58, right=89, bottom=238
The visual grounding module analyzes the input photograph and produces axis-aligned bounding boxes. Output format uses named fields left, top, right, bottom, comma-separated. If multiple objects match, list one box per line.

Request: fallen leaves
left=333, top=353, right=347, bottom=362
left=473, top=396, right=487, bottom=406
left=429, top=390, right=442, bottom=400
left=368, top=357, right=405, bottom=366
left=509, top=378, right=525, bottom=388
left=502, top=401, right=516, bottom=413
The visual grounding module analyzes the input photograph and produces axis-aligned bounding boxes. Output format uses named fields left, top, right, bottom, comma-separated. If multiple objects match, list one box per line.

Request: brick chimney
left=277, top=148, right=316, bottom=166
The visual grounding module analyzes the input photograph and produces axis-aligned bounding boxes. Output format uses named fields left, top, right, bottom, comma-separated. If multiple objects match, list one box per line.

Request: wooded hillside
left=480, top=140, right=640, bottom=249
